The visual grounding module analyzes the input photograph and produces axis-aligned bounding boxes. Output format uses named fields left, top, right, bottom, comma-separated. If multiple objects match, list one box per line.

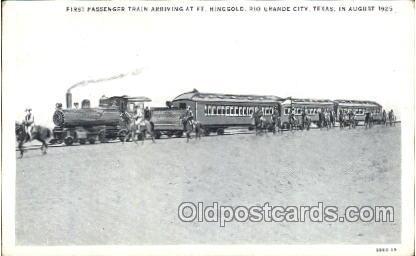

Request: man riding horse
left=347, top=109, right=356, bottom=129
left=181, top=106, right=203, bottom=142
left=24, top=108, right=35, bottom=140
left=16, top=107, right=52, bottom=158
left=252, top=107, right=267, bottom=134
left=388, top=109, right=395, bottom=126
left=120, top=105, right=155, bottom=144
left=364, top=111, right=372, bottom=129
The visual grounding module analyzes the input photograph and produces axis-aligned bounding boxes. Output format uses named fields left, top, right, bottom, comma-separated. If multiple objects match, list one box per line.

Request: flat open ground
left=16, top=125, right=401, bottom=245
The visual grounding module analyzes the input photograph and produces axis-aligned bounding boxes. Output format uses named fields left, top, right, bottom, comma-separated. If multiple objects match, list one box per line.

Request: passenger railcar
left=280, top=97, right=335, bottom=127
left=171, top=89, right=282, bottom=135
left=334, top=100, right=383, bottom=124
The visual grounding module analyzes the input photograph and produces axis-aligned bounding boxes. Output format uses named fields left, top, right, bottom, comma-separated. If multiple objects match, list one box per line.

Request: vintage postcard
left=1, top=0, right=414, bottom=255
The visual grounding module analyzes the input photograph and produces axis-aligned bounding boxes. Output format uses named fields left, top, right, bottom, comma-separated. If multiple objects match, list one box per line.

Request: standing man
left=301, top=107, right=307, bottom=129
left=348, top=109, right=355, bottom=128
left=382, top=109, right=387, bottom=126
left=338, top=109, right=344, bottom=128
left=144, top=106, right=151, bottom=121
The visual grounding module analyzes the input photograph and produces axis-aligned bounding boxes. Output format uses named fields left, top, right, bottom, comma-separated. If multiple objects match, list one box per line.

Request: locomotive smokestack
left=66, top=92, right=73, bottom=108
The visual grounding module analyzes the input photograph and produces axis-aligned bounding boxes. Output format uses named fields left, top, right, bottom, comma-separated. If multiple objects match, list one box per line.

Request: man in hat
left=182, top=106, right=194, bottom=130
left=133, top=105, right=144, bottom=126
left=144, top=106, right=151, bottom=121
left=24, top=108, right=35, bottom=140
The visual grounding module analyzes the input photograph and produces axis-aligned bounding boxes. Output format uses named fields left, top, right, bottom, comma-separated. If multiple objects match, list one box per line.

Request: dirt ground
left=15, top=125, right=401, bottom=245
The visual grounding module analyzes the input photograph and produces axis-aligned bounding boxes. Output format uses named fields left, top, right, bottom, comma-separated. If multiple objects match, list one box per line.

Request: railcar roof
left=173, top=90, right=282, bottom=103
left=334, top=99, right=381, bottom=108
left=281, top=98, right=334, bottom=105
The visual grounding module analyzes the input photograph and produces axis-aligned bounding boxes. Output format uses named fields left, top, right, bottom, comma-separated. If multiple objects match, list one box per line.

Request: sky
left=3, top=1, right=414, bottom=126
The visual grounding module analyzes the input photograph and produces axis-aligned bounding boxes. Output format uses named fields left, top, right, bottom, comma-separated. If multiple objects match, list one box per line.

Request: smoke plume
left=67, top=68, right=143, bottom=93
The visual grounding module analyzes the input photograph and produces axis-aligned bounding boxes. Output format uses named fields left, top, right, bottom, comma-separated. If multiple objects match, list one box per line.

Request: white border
left=1, top=1, right=414, bottom=255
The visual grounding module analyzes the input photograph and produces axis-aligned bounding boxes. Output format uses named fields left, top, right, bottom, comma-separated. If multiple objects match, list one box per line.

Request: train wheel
left=155, top=131, right=162, bottom=139
left=204, top=129, right=210, bottom=136
left=137, top=133, right=144, bottom=141
left=79, top=139, right=86, bottom=145
left=216, top=128, right=224, bottom=135
left=98, top=131, right=107, bottom=143
left=118, top=130, right=128, bottom=142
left=64, top=136, right=74, bottom=146
left=175, top=131, right=183, bottom=138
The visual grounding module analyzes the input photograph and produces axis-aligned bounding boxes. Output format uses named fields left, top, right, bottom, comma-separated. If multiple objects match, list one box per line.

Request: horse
left=253, top=115, right=268, bottom=135
left=300, top=115, right=311, bottom=131
left=120, top=113, right=155, bottom=145
left=346, top=113, right=356, bottom=129
left=364, top=113, right=373, bottom=129
left=288, top=114, right=299, bottom=132
left=388, top=111, right=396, bottom=127
left=15, top=122, right=52, bottom=158
left=323, top=112, right=331, bottom=129
left=138, top=120, right=156, bottom=144
left=271, top=114, right=283, bottom=134
left=119, top=112, right=139, bottom=144
left=182, top=118, right=203, bottom=142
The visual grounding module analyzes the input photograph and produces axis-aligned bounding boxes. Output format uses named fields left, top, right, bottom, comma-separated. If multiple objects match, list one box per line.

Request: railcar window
left=284, top=108, right=289, bottom=115
left=249, top=107, right=254, bottom=116
left=231, top=107, right=235, bottom=116
left=204, top=105, right=208, bottom=115
left=213, top=106, right=217, bottom=115
left=226, top=106, right=230, bottom=116
left=208, top=105, right=211, bottom=115
left=128, top=103, right=135, bottom=112
left=243, top=107, right=247, bottom=116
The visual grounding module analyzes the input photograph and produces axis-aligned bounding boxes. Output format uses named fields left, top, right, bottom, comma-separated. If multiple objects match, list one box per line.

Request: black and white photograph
left=1, top=0, right=414, bottom=255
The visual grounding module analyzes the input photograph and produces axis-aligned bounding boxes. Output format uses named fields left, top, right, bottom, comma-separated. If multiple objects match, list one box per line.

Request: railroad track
left=16, top=122, right=399, bottom=152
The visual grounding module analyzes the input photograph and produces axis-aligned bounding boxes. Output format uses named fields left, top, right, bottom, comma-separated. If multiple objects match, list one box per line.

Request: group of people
left=251, top=105, right=397, bottom=132
left=120, top=105, right=152, bottom=126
